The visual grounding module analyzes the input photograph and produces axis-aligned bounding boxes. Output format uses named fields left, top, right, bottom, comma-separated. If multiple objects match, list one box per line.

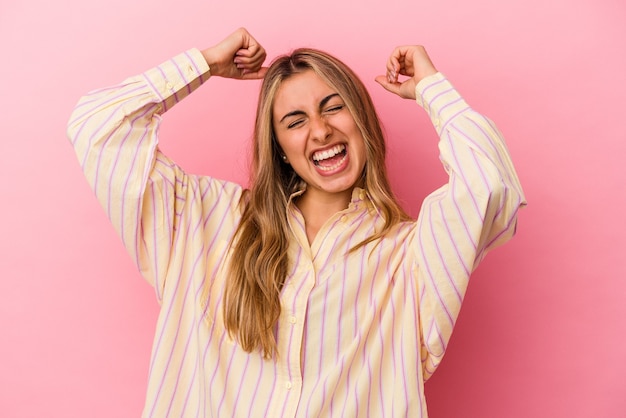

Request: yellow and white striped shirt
left=67, top=48, right=525, bottom=417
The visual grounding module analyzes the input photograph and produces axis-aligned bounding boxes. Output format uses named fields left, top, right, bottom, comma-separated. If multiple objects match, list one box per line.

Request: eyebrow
left=279, top=93, right=341, bottom=124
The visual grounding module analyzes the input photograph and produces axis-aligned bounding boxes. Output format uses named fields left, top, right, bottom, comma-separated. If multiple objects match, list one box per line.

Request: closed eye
left=287, top=119, right=305, bottom=129
left=325, top=105, right=344, bottom=113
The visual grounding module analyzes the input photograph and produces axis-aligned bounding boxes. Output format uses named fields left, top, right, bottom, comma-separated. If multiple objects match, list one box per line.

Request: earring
left=281, top=155, right=288, bottom=162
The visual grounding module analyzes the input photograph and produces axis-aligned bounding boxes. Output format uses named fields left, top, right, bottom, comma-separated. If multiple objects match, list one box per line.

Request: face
left=272, top=70, right=366, bottom=203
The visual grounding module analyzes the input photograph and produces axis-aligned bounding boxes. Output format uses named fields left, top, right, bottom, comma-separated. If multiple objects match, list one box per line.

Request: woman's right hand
left=201, top=28, right=268, bottom=80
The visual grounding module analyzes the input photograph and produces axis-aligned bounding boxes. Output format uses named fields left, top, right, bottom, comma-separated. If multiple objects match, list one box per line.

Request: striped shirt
left=67, top=48, right=526, bottom=417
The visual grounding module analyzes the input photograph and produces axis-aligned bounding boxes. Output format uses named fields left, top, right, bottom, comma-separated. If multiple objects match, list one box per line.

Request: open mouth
left=312, top=144, right=347, bottom=171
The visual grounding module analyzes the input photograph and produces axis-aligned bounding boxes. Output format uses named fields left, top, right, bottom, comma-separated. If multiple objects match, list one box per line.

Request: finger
left=237, top=41, right=265, bottom=61
left=234, top=51, right=265, bottom=65
left=235, top=56, right=266, bottom=74
left=235, top=44, right=258, bottom=57
left=234, top=50, right=266, bottom=74
left=374, top=75, right=401, bottom=96
left=385, top=60, right=398, bottom=83
left=241, top=66, right=269, bottom=80
left=386, top=47, right=404, bottom=82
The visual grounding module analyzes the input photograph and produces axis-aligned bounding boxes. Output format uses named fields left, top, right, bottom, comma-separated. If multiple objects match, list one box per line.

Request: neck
left=296, top=188, right=354, bottom=244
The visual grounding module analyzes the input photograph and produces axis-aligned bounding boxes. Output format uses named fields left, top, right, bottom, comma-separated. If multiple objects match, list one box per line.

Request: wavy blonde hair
left=224, top=48, right=410, bottom=359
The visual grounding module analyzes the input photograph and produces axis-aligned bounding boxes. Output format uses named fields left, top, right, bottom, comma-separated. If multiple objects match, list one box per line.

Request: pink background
left=1, top=0, right=625, bottom=416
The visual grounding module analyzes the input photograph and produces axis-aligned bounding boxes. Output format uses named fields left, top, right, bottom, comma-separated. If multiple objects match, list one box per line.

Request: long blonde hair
left=224, top=48, right=410, bottom=359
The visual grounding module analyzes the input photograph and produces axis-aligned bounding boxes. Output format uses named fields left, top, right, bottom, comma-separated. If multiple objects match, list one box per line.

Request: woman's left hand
left=375, top=45, right=438, bottom=100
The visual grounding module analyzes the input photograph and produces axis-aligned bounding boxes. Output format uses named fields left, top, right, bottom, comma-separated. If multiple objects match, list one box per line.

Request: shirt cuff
left=415, top=72, right=470, bottom=135
left=141, top=48, right=211, bottom=111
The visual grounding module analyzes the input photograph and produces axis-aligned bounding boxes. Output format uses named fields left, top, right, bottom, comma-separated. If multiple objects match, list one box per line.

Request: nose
left=309, top=115, right=332, bottom=143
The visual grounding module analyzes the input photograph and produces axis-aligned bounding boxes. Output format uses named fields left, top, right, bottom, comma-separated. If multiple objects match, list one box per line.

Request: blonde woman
left=67, top=27, right=525, bottom=417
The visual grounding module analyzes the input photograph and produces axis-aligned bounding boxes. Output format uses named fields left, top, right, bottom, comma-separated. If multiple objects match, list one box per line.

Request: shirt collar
left=287, top=186, right=375, bottom=212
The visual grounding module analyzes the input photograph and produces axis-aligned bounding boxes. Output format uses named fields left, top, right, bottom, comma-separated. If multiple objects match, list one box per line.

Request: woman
left=67, top=28, right=525, bottom=417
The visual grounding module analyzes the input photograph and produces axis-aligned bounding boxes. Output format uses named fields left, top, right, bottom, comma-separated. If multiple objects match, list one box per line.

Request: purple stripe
left=350, top=234, right=384, bottom=417
left=417, top=221, right=455, bottom=327
left=194, top=187, right=234, bottom=307
left=426, top=87, right=454, bottom=112
left=437, top=198, right=471, bottom=277
left=439, top=101, right=469, bottom=133
left=447, top=131, right=484, bottom=222
left=183, top=50, right=207, bottom=83
left=485, top=197, right=523, bottom=250
left=68, top=84, right=145, bottom=132
left=183, top=51, right=201, bottom=74
left=191, top=183, right=241, bottom=411
left=421, top=76, right=447, bottom=96
left=121, top=117, right=158, bottom=267
left=148, top=181, right=162, bottom=300
left=427, top=203, right=463, bottom=302
left=448, top=177, right=478, bottom=249
left=201, top=182, right=230, bottom=230
left=178, top=351, right=199, bottom=417
left=389, top=235, right=403, bottom=380
left=245, top=358, right=265, bottom=417
left=163, top=302, right=201, bottom=417
left=216, top=341, right=240, bottom=415
left=142, top=73, right=167, bottom=112
left=468, top=141, right=494, bottom=196
left=285, top=251, right=307, bottom=377
left=180, top=346, right=202, bottom=417
left=156, top=65, right=179, bottom=105
left=419, top=77, right=447, bottom=114
left=465, top=115, right=516, bottom=186
left=372, top=245, right=382, bottom=417
left=427, top=319, right=447, bottom=354
left=200, top=290, right=224, bottom=415
left=261, top=361, right=278, bottom=417
left=73, top=84, right=129, bottom=106
left=147, top=194, right=205, bottom=416
left=451, top=117, right=497, bottom=161
left=313, top=215, right=345, bottom=261
left=153, top=247, right=205, bottom=416
left=335, top=216, right=362, bottom=361
left=78, top=99, right=128, bottom=166
left=277, top=388, right=292, bottom=418
left=153, top=167, right=175, bottom=187
left=170, top=57, right=192, bottom=96
left=491, top=183, right=507, bottom=222
left=405, top=263, right=418, bottom=408
left=158, top=300, right=202, bottom=418
left=340, top=217, right=376, bottom=417
left=105, top=103, right=154, bottom=221
left=292, top=207, right=306, bottom=232
left=206, top=329, right=231, bottom=410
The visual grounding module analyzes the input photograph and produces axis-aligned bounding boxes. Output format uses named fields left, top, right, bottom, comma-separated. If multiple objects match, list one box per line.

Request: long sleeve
left=413, top=73, right=526, bottom=379
left=66, top=49, right=217, bottom=299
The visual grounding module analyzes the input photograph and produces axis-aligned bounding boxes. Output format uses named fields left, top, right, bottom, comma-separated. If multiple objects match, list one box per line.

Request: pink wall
left=1, top=0, right=625, bottom=416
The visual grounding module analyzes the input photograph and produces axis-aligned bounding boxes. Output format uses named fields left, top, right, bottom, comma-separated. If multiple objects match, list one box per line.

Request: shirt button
left=165, top=82, right=174, bottom=90
left=359, top=190, right=366, bottom=199
left=285, top=382, right=292, bottom=390
left=340, top=215, right=348, bottom=223
left=288, top=316, right=296, bottom=324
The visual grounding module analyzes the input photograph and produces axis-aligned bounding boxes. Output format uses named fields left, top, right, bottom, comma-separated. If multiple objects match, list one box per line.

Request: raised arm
left=377, top=46, right=526, bottom=379
left=66, top=28, right=267, bottom=299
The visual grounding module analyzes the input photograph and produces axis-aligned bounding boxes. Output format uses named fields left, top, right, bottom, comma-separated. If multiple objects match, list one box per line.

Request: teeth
left=316, top=153, right=347, bottom=171
left=312, top=144, right=346, bottom=162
